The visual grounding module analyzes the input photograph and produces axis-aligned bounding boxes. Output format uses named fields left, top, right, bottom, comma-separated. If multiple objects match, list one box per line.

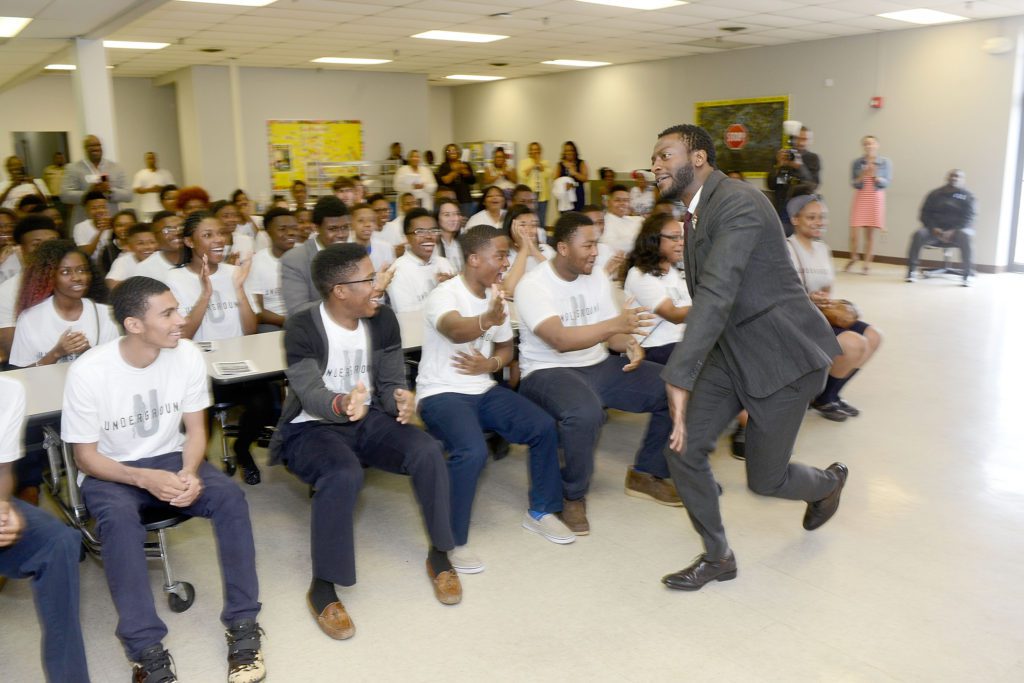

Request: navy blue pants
left=519, top=355, right=672, bottom=500
left=419, top=386, right=562, bottom=546
left=80, top=452, right=261, bottom=661
left=278, top=408, right=454, bottom=587
left=0, top=499, right=89, bottom=681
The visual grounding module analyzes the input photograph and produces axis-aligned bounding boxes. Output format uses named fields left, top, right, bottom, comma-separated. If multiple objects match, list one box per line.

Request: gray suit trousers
left=667, top=348, right=840, bottom=559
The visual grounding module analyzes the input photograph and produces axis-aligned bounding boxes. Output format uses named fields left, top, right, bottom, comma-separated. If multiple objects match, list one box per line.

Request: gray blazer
left=280, top=238, right=321, bottom=315
left=59, top=159, right=132, bottom=227
left=662, top=170, right=841, bottom=398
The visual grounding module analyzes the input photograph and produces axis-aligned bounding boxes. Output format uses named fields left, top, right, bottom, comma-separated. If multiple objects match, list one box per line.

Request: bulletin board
left=266, top=120, right=363, bottom=191
left=695, top=97, right=788, bottom=179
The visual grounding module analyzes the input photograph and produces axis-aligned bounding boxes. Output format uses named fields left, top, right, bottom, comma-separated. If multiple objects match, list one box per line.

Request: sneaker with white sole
left=521, top=511, right=576, bottom=544
left=449, top=545, right=485, bottom=574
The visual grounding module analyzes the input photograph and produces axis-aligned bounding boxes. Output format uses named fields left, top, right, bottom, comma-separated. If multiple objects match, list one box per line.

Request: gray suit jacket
left=281, top=238, right=321, bottom=315
left=662, top=170, right=841, bottom=398
left=59, top=159, right=132, bottom=227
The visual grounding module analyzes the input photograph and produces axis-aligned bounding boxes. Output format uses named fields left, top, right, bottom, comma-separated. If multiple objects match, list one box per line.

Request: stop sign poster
left=695, top=96, right=789, bottom=179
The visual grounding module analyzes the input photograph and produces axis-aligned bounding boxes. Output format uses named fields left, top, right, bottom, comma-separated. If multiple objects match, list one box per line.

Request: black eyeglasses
left=334, top=273, right=377, bottom=287
left=660, top=233, right=683, bottom=242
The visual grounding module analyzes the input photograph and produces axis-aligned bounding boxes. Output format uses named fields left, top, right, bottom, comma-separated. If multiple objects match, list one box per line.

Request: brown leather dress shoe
left=306, top=591, right=355, bottom=640
left=662, top=552, right=737, bottom=591
left=803, top=462, right=849, bottom=530
left=426, top=560, right=462, bottom=605
left=556, top=497, right=590, bottom=535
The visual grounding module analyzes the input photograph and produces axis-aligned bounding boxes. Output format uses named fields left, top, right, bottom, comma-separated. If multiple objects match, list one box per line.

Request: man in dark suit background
left=651, top=124, right=849, bottom=591
left=282, top=196, right=351, bottom=314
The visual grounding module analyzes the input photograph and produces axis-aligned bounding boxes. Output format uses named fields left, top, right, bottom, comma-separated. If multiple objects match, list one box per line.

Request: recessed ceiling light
left=176, top=0, right=276, bottom=7
left=312, top=57, right=392, bottom=65
left=542, top=59, right=611, bottom=67
left=45, top=64, right=77, bottom=71
left=103, top=40, right=170, bottom=50
left=0, top=16, right=31, bottom=38
left=877, top=9, right=968, bottom=25
left=413, top=30, right=508, bottom=43
left=576, top=0, right=687, bottom=10
left=446, top=74, right=506, bottom=81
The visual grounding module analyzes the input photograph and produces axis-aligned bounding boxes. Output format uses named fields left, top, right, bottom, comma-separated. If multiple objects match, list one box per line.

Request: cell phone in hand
left=460, top=148, right=470, bottom=163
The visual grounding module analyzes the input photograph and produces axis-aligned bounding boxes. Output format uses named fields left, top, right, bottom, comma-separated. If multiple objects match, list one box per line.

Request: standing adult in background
left=483, top=147, right=518, bottom=196
left=518, top=142, right=553, bottom=228
left=846, top=135, right=891, bottom=275
left=131, top=152, right=175, bottom=221
left=60, top=135, right=132, bottom=228
left=435, top=143, right=476, bottom=218
left=1, top=156, right=49, bottom=210
left=906, top=169, right=976, bottom=286
left=394, top=150, right=438, bottom=212
left=767, top=126, right=821, bottom=231
left=42, top=151, right=66, bottom=199
left=557, top=141, right=589, bottom=212
left=291, top=180, right=309, bottom=211
left=651, top=124, right=848, bottom=592
left=388, top=141, right=405, bottom=166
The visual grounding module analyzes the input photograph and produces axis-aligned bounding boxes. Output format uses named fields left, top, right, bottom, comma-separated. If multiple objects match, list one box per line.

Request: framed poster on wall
left=266, top=120, right=363, bottom=191
left=695, top=96, right=788, bottom=179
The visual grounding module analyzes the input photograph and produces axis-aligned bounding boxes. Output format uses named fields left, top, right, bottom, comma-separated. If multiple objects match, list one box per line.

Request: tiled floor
left=2, top=262, right=1022, bottom=682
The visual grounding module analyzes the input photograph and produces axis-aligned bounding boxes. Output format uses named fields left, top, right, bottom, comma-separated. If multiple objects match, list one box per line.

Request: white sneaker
left=521, top=511, right=576, bottom=545
left=449, top=546, right=485, bottom=574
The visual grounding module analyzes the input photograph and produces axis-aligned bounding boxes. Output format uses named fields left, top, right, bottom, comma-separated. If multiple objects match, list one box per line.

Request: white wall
left=450, top=18, right=1024, bottom=269
left=429, top=86, right=454, bottom=159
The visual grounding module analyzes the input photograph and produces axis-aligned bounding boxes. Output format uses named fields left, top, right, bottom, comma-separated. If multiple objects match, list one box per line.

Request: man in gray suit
left=282, top=196, right=351, bottom=314
left=652, top=124, right=849, bottom=591
left=59, top=135, right=132, bottom=228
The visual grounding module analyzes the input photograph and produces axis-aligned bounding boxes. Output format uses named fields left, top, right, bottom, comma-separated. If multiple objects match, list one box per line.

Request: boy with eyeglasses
left=386, top=208, right=455, bottom=313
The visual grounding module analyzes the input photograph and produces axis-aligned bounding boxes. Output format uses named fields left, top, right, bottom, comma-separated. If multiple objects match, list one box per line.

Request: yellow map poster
left=267, top=120, right=363, bottom=191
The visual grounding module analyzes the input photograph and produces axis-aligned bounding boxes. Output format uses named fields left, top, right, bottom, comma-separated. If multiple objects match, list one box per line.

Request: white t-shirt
left=418, top=275, right=513, bottom=401
left=1, top=179, right=50, bottom=209
left=132, top=168, right=175, bottom=216
left=630, top=186, right=655, bottom=216
left=379, top=217, right=406, bottom=248
left=466, top=210, right=504, bottom=229
left=0, top=251, right=21, bottom=284
left=787, top=236, right=835, bottom=295
left=73, top=219, right=112, bottom=261
left=515, top=260, right=615, bottom=378
left=106, top=251, right=143, bottom=282
left=292, top=305, right=371, bottom=423
left=623, top=266, right=690, bottom=349
left=366, top=236, right=396, bottom=272
left=9, top=296, right=119, bottom=367
left=61, top=338, right=211, bottom=464
left=228, top=232, right=255, bottom=262
left=244, top=248, right=286, bottom=317
left=438, top=237, right=463, bottom=273
left=134, top=251, right=178, bottom=284
left=0, top=275, right=18, bottom=328
left=508, top=243, right=554, bottom=273
left=0, top=376, right=26, bottom=463
left=387, top=251, right=455, bottom=313
left=393, top=166, right=437, bottom=212
left=594, top=243, right=618, bottom=277
left=166, top=263, right=245, bottom=342
left=601, top=213, right=642, bottom=255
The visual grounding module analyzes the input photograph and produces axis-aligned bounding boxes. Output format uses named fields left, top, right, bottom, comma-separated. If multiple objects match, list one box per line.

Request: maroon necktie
left=682, top=210, right=693, bottom=247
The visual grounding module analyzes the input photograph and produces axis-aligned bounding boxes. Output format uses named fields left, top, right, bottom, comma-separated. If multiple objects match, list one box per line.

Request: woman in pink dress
left=847, top=135, right=892, bottom=274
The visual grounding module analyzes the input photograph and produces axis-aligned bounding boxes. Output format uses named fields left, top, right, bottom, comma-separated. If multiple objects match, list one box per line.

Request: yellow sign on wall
left=266, top=120, right=363, bottom=191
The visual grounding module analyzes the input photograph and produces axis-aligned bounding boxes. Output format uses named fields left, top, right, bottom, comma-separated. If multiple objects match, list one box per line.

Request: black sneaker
left=810, top=401, right=848, bottom=422
left=730, top=425, right=746, bottom=460
left=226, top=619, right=266, bottom=683
left=836, top=399, right=860, bottom=417
left=132, top=645, right=177, bottom=683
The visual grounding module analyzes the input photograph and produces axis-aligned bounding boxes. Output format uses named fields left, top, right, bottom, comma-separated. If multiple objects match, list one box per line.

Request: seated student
left=387, top=208, right=455, bottom=313
left=379, top=192, right=417, bottom=249
left=419, top=226, right=574, bottom=574
left=0, top=214, right=61, bottom=363
left=281, top=196, right=350, bottom=314
left=105, top=223, right=158, bottom=290
left=158, top=184, right=178, bottom=215
left=581, top=204, right=625, bottom=280
left=349, top=202, right=394, bottom=272
left=499, top=204, right=553, bottom=298
left=435, top=198, right=464, bottom=272
left=294, top=207, right=315, bottom=243
left=0, top=208, right=18, bottom=283
left=176, top=185, right=209, bottom=215
left=269, top=244, right=461, bottom=640
left=61, top=276, right=265, bottom=683
left=72, top=190, right=112, bottom=262
left=231, top=189, right=269, bottom=250
left=785, top=189, right=882, bottom=421
left=98, top=209, right=138, bottom=276
left=601, top=184, right=643, bottom=255
left=330, top=176, right=356, bottom=209
left=0, top=377, right=91, bottom=682
left=211, top=200, right=255, bottom=265
left=10, top=239, right=117, bottom=368
left=134, top=211, right=183, bottom=284
left=621, top=213, right=691, bottom=365
left=465, top=185, right=506, bottom=229
left=245, top=207, right=298, bottom=333
left=515, top=212, right=681, bottom=534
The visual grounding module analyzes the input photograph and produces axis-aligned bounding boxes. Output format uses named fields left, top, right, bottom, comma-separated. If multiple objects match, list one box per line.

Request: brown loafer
left=425, top=559, right=462, bottom=605
left=306, top=591, right=355, bottom=640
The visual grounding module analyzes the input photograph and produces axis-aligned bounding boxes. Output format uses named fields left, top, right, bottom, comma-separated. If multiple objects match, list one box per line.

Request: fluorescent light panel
left=103, top=40, right=169, bottom=50
left=45, top=65, right=116, bottom=70
left=312, top=57, right=392, bottom=65
left=0, top=16, right=31, bottom=38
left=175, top=0, right=276, bottom=7
left=576, top=0, right=687, bottom=10
left=413, top=30, right=507, bottom=43
left=877, top=9, right=968, bottom=25
left=446, top=74, right=505, bottom=81
left=542, top=59, right=611, bottom=67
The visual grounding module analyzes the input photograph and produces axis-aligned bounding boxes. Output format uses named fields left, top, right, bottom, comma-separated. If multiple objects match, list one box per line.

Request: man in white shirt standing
left=601, top=184, right=643, bottom=255
left=60, top=135, right=132, bottom=228
left=515, top=212, right=682, bottom=535
left=61, top=276, right=265, bottom=683
left=132, top=152, right=175, bottom=221
left=386, top=208, right=455, bottom=313
left=245, top=207, right=298, bottom=332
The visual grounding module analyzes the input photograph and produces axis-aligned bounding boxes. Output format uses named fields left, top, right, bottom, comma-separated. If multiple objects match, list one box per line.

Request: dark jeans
left=213, top=380, right=280, bottom=468
left=278, top=408, right=453, bottom=587
left=80, top=452, right=260, bottom=661
left=907, top=227, right=973, bottom=277
left=643, top=342, right=678, bottom=366
left=0, top=499, right=89, bottom=682
left=419, top=386, right=562, bottom=546
left=519, top=355, right=672, bottom=500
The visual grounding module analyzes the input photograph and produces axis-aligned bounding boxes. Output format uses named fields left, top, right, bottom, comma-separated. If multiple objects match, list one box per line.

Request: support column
left=70, top=38, right=118, bottom=160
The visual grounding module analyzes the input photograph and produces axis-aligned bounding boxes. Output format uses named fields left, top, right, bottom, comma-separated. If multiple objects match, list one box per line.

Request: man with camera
left=767, top=126, right=821, bottom=233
